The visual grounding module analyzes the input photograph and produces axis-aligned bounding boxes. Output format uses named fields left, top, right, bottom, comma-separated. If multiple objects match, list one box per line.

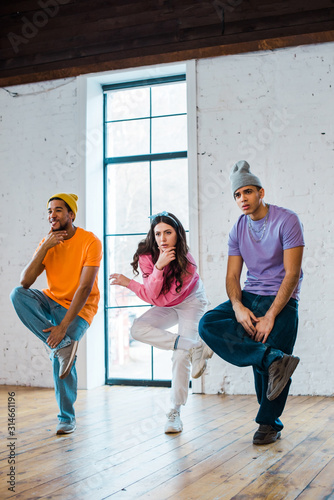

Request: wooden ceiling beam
left=1, top=30, right=333, bottom=88
left=1, top=0, right=333, bottom=87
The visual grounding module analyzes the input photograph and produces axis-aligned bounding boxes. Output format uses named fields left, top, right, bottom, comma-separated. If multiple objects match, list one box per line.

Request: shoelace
left=167, top=411, right=179, bottom=421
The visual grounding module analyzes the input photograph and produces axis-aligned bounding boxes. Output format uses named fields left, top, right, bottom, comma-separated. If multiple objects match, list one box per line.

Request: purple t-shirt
left=228, top=204, right=305, bottom=300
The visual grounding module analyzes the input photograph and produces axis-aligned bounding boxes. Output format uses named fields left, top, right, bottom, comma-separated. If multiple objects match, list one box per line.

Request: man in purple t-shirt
left=199, top=160, right=304, bottom=445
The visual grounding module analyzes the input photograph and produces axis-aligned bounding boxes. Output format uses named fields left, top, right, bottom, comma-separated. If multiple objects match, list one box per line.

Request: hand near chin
left=44, top=230, right=67, bottom=249
left=156, top=247, right=176, bottom=269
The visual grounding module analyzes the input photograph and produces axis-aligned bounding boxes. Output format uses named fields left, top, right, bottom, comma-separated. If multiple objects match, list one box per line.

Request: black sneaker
left=266, top=354, right=300, bottom=401
left=253, top=424, right=281, bottom=445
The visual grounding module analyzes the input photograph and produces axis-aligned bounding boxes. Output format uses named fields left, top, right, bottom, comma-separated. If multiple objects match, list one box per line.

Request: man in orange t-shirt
left=10, top=193, right=102, bottom=435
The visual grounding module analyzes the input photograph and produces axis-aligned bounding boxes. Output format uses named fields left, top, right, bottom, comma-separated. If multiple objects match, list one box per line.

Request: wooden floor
left=0, top=386, right=334, bottom=500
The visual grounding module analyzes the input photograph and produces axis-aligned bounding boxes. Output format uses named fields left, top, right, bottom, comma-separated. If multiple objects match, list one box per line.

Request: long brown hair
left=131, top=213, right=195, bottom=294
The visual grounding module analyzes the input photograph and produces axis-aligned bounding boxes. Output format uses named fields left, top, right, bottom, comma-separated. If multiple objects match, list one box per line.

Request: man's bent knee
left=9, top=286, right=25, bottom=305
left=199, top=312, right=210, bottom=341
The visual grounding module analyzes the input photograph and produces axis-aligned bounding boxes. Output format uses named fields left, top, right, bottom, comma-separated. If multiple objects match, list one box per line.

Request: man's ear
left=259, top=187, right=265, bottom=199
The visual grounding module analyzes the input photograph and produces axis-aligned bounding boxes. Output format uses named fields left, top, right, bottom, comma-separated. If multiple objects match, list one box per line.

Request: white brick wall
left=0, top=78, right=81, bottom=387
left=197, top=42, right=334, bottom=396
left=1, top=42, right=333, bottom=396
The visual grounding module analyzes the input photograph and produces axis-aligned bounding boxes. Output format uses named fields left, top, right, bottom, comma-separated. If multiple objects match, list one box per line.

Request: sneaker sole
left=56, top=425, right=76, bottom=435
left=192, top=360, right=207, bottom=379
left=267, top=356, right=300, bottom=401
left=191, top=345, right=214, bottom=379
left=59, top=341, right=79, bottom=380
left=165, top=425, right=183, bottom=434
left=201, top=344, right=214, bottom=360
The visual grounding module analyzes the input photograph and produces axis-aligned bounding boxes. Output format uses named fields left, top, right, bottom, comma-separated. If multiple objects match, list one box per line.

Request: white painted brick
left=197, top=42, right=334, bottom=396
left=1, top=78, right=79, bottom=388
left=1, top=42, right=333, bottom=398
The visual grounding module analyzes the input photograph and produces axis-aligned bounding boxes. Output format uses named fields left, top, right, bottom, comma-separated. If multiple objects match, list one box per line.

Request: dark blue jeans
left=199, top=291, right=299, bottom=431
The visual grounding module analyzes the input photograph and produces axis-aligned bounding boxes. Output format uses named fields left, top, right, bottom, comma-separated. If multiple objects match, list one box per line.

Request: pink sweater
left=127, top=253, right=199, bottom=307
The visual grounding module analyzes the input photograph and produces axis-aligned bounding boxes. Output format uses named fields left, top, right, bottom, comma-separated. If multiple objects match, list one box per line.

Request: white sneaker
left=164, top=410, right=183, bottom=434
left=190, top=343, right=214, bottom=379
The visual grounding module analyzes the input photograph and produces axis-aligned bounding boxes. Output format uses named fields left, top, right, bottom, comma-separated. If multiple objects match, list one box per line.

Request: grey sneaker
left=57, top=340, right=79, bottom=379
left=267, top=354, right=300, bottom=401
left=253, top=424, right=281, bottom=445
left=164, top=410, right=183, bottom=434
left=56, top=420, right=76, bottom=435
left=190, top=343, right=214, bottom=379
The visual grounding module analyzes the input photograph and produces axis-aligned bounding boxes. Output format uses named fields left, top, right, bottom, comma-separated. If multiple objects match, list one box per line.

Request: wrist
left=41, top=241, right=52, bottom=253
left=231, top=299, right=243, bottom=312
left=59, top=321, right=69, bottom=332
left=155, top=264, right=163, bottom=271
left=265, top=308, right=276, bottom=320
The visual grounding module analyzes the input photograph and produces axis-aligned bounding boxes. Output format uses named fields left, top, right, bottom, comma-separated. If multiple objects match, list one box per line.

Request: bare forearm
left=20, top=245, right=48, bottom=288
left=60, top=285, right=93, bottom=329
left=44, top=266, right=99, bottom=348
left=266, top=273, right=300, bottom=320
left=226, top=274, right=260, bottom=336
left=21, top=230, right=70, bottom=288
left=226, top=275, right=243, bottom=308
left=44, top=290, right=90, bottom=349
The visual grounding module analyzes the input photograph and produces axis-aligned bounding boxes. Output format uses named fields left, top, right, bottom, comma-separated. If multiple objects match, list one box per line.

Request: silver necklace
left=247, top=205, right=270, bottom=243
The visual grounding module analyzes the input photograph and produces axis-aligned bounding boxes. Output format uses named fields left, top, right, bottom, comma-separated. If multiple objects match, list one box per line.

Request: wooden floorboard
left=0, top=386, right=333, bottom=499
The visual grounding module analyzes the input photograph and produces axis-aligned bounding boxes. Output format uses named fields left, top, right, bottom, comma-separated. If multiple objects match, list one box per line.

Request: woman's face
left=154, top=222, right=177, bottom=251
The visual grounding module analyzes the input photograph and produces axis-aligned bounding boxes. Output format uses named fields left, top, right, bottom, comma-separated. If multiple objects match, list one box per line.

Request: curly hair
left=131, top=213, right=195, bottom=294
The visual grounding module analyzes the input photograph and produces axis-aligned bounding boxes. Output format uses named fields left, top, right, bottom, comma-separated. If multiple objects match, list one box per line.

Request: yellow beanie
left=47, top=193, right=78, bottom=219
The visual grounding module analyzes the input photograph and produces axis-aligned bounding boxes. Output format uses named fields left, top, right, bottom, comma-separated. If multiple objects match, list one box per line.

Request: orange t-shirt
left=37, top=227, right=102, bottom=325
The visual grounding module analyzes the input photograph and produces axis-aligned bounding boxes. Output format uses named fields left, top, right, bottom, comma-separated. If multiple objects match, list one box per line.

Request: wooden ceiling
left=1, top=0, right=334, bottom=86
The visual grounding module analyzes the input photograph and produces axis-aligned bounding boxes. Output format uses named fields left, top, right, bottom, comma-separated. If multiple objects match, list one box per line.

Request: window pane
left=106, top=162, right=150, bottom=234
left=106, top=119, right=150, bottom=157
left=151, top=115, right=187, bottom=154
left=108, top=306, right=152, bottom=380
left=151, top=158, right=189, bottom=229
left=104, top=76, right=188, bottom=386
left=106, top=234, right=148, bottom=308
left=106, top=87, right=150, bottom=121
left=152, top=82, right=186, bottom=116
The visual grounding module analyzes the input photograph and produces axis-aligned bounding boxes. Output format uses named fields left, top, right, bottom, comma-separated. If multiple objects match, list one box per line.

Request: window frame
left=103, top=74, right=189, bottom=386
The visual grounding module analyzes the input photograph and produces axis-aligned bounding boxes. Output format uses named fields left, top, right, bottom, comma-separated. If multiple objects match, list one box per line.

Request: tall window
left=103, top=75, right=189, bottom=385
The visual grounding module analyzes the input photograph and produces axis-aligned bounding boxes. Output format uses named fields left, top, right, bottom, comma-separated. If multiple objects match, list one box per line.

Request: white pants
left=131, top=280, right=208, bottom=407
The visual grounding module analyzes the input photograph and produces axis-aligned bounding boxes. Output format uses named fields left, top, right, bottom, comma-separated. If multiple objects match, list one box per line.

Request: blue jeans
left=10, top=286, right=89, bottom=423
left=199, top=291, right=299, bottom=431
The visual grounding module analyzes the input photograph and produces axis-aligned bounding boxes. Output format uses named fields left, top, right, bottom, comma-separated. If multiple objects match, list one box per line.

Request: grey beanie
left=230, top=160, right=262, bottom=195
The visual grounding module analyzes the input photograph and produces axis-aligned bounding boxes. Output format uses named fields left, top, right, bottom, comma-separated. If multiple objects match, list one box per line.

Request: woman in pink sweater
left=110, top=211, right=213, bottom=434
